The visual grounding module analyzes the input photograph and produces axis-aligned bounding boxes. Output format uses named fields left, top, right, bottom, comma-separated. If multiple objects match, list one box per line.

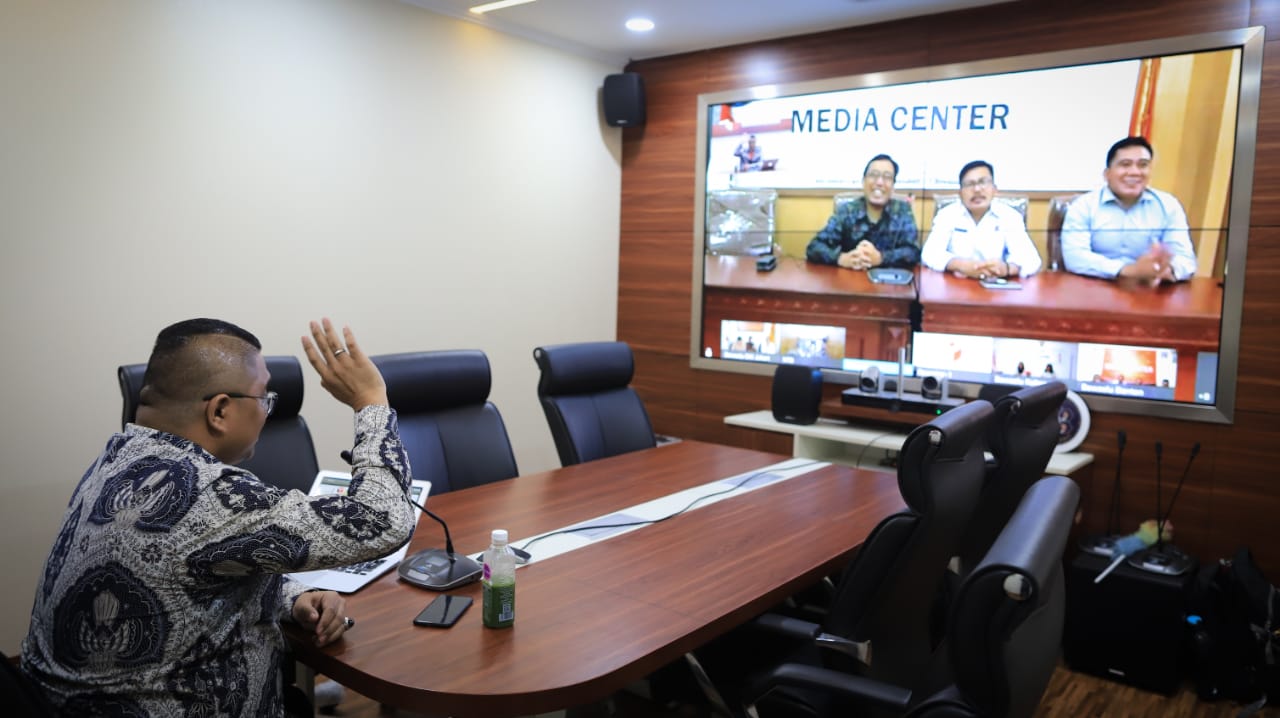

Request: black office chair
left=118, top=356, right=320, bottom=494
left=695, top=399, right=995, bottom=717
left=1, top=651, right=56, bottom=717
left=748, top=474, right=1080, bottom=718
left=371, top=350, right=518, bottom=494
left=954, top=381, right=1067, bottom=576
left=532, top=341, right=656, bottom=467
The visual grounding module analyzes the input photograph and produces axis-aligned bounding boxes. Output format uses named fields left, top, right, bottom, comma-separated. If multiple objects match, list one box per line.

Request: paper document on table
left=476, top=458, right=828, bottom=566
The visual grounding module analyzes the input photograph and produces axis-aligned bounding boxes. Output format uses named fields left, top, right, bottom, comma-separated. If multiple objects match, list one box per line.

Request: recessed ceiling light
left=470, top=0, right=537, bottom=14
left=625, top=18, right=655, bottom=32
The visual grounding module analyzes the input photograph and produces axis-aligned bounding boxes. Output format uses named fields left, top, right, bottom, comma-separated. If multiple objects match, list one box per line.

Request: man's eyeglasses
left=202, top=391, right=278, bottom=416
left=961, top=177, right=993, bottom=190
left=864, top=170, right=896, bottom=183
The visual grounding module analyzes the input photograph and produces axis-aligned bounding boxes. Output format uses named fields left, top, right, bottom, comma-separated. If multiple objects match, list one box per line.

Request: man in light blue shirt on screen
left=1061, top=136, right=1196, bottom=286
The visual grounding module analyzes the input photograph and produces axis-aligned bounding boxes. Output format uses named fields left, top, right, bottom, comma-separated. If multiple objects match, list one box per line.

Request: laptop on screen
left=287, top=470, right=430, bottom=593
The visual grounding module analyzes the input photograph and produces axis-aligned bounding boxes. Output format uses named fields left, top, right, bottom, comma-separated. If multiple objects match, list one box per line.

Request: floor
left=316, top=664, right=1277, bottom=717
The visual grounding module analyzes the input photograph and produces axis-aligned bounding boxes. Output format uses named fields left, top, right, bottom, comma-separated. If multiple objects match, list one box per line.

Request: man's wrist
left=353, top=394, right=390, bottom=411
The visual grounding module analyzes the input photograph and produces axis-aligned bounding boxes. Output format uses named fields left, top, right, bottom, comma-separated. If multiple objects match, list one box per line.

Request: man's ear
left=204, top=395, right=231, bottom=436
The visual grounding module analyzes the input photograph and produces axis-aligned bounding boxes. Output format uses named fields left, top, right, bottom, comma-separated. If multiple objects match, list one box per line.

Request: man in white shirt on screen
left=922, top=160, right=1042, bottom=280
left=1060, top=136, right=1196, bottom=286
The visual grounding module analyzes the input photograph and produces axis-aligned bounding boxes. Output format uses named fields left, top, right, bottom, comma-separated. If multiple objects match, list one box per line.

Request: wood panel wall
left=618, top=0, right=1280, bottom=577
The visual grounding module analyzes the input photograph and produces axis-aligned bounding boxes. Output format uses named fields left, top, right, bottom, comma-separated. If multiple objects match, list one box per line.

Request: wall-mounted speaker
left=772, top=365, right=823, bottom=425
left=603, top=73, right=645, bottom=127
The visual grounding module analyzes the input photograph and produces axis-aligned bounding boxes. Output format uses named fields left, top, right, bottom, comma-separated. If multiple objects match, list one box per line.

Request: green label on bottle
left=482, top=579, right=515, bottom=628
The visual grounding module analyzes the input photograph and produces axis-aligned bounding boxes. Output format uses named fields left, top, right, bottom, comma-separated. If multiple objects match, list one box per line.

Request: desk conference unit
left=283, top=441, right=905, bottom=717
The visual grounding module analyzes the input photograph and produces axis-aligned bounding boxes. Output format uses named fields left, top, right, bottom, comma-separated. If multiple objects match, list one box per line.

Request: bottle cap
left=491, top=529, right=508, bottom=545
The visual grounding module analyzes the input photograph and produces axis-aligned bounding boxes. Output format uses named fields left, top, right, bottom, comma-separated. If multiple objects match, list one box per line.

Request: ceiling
left=402, top=0, right=1012, bottom=67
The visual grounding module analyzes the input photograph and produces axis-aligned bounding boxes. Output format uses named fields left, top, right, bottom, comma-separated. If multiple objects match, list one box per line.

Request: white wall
left=0, top=0, right=623, bottom=653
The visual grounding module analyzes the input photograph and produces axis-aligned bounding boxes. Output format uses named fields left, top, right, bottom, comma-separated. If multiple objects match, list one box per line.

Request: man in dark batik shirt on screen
left=807, top=153, right=920, bottom=270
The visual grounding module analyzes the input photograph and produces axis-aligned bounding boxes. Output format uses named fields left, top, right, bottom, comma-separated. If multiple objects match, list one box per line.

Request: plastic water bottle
left=482, top=529, right=516, bottom=628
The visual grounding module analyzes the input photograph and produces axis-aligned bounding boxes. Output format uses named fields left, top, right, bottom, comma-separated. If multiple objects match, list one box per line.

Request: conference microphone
left=1127, top=440, right=1197, bottom=577
left=1081, top=429, right=1126, bottom=557
left=339, top=451, right=482, bottom=589
left=398, top=503, right=483, bottom=591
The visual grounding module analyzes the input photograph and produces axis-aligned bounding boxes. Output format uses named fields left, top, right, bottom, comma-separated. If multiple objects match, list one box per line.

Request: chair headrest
left=897, top=399, right=993, bottom=511
left=997, top=381, right=1066, bottom=430
left=372, top=350, right=492, bottom=414
left=120, top=355, right=305, bottom=426
left=263, top=356, right=305, bottom=420
left=534, top=342, right=636, bottom=397
left=987, top=381, right=1066, bottom=456
left=118, top=363, right=147, bottom=429
left=973, top=475, right=1079, bottom=594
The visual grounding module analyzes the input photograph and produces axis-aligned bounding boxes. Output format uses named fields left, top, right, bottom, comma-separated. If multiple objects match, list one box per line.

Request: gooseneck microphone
left=1106, top=430, right=1127, bottom=536
left=1154, top=440, right=1164, bottom=547
left=340, top=450, right=482, bottom=590
left=422, top=506, right=462, bottom=564
left=1157, top=442, right=1200, bottom=547
left=1082, top=430, right=1126, bottom=557
left=397, top=507, right=484, bottom=591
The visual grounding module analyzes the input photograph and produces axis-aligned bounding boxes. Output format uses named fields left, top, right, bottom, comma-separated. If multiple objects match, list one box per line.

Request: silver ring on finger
left=333, top=348, right=348, bottom=357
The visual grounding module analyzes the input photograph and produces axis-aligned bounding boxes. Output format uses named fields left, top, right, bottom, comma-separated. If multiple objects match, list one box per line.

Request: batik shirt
left=21, top=405, right=415, bottom=718
left=806, top=197, right=921, bottom=269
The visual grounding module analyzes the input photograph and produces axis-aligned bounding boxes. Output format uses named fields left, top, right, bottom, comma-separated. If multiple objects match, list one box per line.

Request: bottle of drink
left=482, top=529, right=516, bottom=628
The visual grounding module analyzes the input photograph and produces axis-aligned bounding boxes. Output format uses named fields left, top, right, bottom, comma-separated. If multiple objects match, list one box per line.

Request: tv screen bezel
left=689, top=26, right=1263, bottom=425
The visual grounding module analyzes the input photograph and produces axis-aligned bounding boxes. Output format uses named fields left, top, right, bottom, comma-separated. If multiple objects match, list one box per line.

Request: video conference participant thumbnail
left=806, top=154, right=920, bottom=270
left=921, top=160, right=1042, bottom=280
left=1061, top=136, right=1197, bottom=286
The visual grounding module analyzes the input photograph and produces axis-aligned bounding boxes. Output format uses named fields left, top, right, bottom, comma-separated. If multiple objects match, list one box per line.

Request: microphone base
left=1078, top=534, right=1123, bottom=557
left=398, top=549, right=483, bottom=590
left=1126, top=543, right=1196, bottom=577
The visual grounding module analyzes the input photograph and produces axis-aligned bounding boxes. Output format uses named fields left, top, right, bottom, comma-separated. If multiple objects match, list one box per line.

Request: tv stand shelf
left=724, top=410, right=1094, bottom=476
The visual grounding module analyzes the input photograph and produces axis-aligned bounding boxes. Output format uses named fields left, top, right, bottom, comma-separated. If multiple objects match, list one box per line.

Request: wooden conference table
left=915, top=269, right=1223, bottom=351
left=703, top=254, right=916, bottom=361
left=284, top=440, right=904, bottom=717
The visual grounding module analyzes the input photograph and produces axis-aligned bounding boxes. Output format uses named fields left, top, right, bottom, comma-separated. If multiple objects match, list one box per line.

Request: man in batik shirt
left=22, top=317, right=416, bottom=717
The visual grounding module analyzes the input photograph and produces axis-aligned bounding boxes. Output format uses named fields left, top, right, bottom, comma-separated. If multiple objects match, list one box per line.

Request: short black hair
left=1106, top=136, right=1154, bottom=166
left=958, top=160, right=994, bottom=186
left=864, top=154, right=899, bottom=179
left=142, top=319, right=261, bottom=404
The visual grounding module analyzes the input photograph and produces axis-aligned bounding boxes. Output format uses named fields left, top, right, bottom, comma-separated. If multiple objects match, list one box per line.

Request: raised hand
left=301, top=318, right=389, bottom=410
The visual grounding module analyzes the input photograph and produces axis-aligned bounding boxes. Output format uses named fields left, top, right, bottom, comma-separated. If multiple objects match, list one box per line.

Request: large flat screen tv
left=691, top=27, right=1263, bottom=424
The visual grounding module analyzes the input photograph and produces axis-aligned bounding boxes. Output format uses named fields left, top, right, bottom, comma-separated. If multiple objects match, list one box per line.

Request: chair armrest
left=748, top=663, right=913, bottom=712
left=750, top=613, right=822, bottom=640
left=751, top=613, right=871, bottom=664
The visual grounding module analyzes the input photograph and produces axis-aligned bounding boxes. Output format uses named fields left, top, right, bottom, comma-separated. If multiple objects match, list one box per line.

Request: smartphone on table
left=413, top=595, right=473, bottom=627
left=979, top=277, right=1022, bottom=290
